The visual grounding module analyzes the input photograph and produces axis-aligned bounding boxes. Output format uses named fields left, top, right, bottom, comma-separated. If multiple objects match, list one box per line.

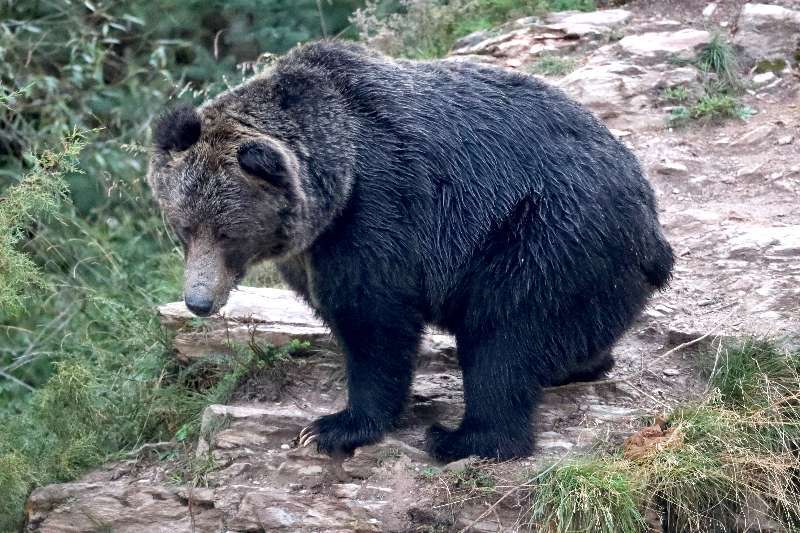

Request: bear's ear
left=272, top=66, right=331, bottom=111
left=153, top=104, right=201, bottom=152
left=237, top=141, right=291, bottom=188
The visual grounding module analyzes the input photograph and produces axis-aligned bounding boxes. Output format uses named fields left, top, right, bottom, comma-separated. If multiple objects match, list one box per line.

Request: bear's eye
left=218, top=232, right=233, bottom=243
left=175, top=224, right=193, bottom=243
left=237, top=141, right=288, bottom=188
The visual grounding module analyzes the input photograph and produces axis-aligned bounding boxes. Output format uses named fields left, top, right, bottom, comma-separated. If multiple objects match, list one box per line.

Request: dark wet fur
left=149, top=41, right=674, bottom=462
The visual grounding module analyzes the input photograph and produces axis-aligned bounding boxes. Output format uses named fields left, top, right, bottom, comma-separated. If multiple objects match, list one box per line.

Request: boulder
left=734, top=3, right=800, bottom=66
left=559, top=56, right=698, bottom=131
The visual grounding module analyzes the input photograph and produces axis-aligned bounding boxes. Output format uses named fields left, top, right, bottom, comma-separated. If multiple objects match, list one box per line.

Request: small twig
left=213, top=30, right=225, bottom=61
left=545, top=306, right=739, bottom=394
left=458, top=458, right=564, bottom=533
left=125, top=441, right=176, bottom=458
left=0, top=369, right=34, bottom=392
left=705, top=341, right=725, bottom=394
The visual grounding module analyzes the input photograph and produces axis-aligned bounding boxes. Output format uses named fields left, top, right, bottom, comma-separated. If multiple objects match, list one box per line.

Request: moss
left=529, top=54, right=578, bottom=77
left=754, top=58, right=788, bottom=74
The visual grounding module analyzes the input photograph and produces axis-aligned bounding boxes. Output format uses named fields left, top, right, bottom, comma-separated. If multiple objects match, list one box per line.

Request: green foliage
left=0, top=452, right=33, bottom=530
left=666, top=34, right=751, bottom=127
left=668, top=90, right=751, bottom=126
left=545, top=0, right=595, bottom=11
left=691, top=94, right=751, bottom=121
left=661, top=85, right=689, bottom=104
left=530, top=54, right=578, bottom=77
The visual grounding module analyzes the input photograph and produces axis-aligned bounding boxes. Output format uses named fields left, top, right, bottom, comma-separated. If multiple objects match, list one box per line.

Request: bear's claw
left=297, top=425, right=318, bottom=447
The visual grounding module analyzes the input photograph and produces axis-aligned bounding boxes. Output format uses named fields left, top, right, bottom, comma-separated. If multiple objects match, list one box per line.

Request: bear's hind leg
left=425, top=330, right=539, bottom=462
left=546, top=349, right=615, bottom=388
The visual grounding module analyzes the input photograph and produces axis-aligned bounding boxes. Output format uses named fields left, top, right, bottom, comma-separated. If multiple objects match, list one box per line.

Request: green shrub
left=0, top=129, right=86, bottom=314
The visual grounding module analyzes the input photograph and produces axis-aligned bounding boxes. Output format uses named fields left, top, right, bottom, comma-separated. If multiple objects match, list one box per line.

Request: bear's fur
left=147, top=41, right=674, bottom=462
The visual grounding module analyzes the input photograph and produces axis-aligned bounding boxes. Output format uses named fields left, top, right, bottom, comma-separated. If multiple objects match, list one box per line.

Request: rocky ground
left=24, top=2, right=800, bottom=532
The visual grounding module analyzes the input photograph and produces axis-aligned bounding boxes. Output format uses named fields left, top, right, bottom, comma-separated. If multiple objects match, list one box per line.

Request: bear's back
left=276, top=41, right=668, bottom=306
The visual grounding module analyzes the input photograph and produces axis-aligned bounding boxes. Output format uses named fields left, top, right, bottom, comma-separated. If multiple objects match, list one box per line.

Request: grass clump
left=696, top=33, right=742, bottom=92
left=667, top=34, right=752, bottom=126
left=529, top=54, right=578, bottom=77
left=432, top=338, right=800, bottom=532
left=613, top=339, right=798, bottom=531
left=707, top=337, right=799, bottom=408
left=526, top=460, right=647, bottom=533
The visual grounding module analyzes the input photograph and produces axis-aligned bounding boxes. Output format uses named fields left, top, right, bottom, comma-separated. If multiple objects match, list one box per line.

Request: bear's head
left=147, top=61, right=358, bottom=317
left=146, top=102, right=310, bottom=317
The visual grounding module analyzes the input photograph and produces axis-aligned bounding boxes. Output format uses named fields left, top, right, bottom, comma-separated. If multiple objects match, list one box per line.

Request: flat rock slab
left=616, top=28, right=711, bottom=63
left=26, top=481, right=224, bottom=532
left=159, top=286, right=460, bottom=369
left=158, top=286, right=323, bottom=328
left=546, top=8, right=632, bottom=28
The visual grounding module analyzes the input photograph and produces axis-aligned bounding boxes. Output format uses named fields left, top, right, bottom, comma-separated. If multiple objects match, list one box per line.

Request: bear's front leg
left=298, top=299, right=423, bottom=457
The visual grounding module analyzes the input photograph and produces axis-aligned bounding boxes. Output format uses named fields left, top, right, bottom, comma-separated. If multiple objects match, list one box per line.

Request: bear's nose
left=185, top=293, right=214, bottom=317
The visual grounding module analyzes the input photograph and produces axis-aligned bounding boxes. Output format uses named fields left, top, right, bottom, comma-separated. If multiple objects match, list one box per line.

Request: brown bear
left=147, top=41, right=673, bottom=462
